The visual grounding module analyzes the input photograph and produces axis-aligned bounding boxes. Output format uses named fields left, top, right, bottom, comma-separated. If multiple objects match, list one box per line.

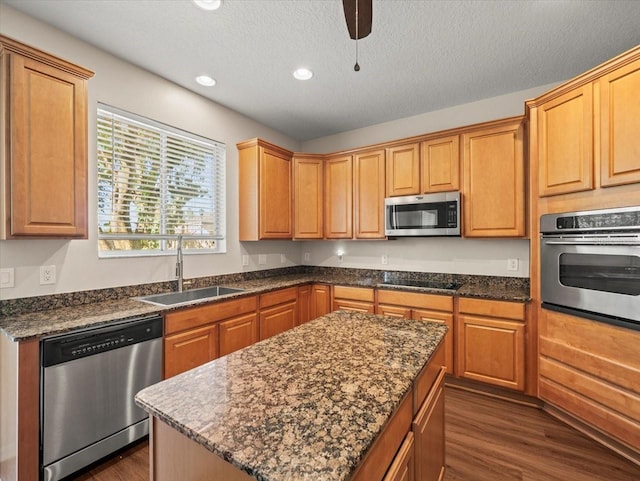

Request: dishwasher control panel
left=42, top=316, right=163, bottom=367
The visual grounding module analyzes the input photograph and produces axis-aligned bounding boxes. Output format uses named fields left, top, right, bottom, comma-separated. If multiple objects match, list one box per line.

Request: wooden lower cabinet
left=260, top=301, right=297, bottom=340
left=311, top=284, right=332, bottom=318
left=164, top=325, right=218, bottom=378
left=219, top=313, right=258, bottom=357
left=259, top=287, right=298, bottom=340
left=383, top=432, right=415, bottom=481
left=333, top=285, right=375, bottom=313
left=413, top=368, right=446, bottom=481
left=456, top=298, right=526, bottom=391
left=376, top=290, right=454, bottom=374
left=297, top=285, right=312, bottom=324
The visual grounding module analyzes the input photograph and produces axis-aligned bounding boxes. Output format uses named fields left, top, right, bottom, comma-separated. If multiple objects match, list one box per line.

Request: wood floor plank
left=68, top=388, right=640, bottom=481
left=444, top=387, right=640, bottom=481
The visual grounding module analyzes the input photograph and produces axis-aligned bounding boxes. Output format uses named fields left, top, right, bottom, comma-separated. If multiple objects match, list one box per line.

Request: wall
left=0, top=4, right=303, bottom=300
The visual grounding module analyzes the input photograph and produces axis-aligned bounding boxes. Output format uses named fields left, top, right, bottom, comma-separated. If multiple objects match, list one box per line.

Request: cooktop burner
left=378, top=279, right=460, bottom=291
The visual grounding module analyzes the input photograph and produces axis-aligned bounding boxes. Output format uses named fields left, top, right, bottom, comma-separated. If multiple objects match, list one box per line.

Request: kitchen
left=1, top=1, right=640, bottom=481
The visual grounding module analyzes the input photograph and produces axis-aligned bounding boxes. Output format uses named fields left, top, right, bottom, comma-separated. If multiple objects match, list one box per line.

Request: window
left=97, top=104, right=225, bottom=257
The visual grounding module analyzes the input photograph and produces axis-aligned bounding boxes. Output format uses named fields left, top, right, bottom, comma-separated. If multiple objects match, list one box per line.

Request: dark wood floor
left=68, top=387, right=640, bottom=481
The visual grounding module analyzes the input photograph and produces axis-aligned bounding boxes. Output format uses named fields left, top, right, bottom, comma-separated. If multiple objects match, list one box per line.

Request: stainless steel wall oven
left=540, top=206, right=640, bottom=331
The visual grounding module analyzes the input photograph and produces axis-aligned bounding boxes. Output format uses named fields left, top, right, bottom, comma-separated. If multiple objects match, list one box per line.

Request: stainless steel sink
left=135, top=286, right=245, bottom=306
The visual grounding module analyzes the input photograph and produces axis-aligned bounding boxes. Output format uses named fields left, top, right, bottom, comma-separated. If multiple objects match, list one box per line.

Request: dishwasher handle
left=42, top=315, right=163, bottom=367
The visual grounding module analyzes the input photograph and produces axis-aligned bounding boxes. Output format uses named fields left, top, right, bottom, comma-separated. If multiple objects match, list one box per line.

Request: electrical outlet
left=40, top=265, right=56, bottom=285
left=381, top=254, right=388, bottom=265
left=258, top=254, right=267, bottom=265
left=303, top=252, right=310, bottom=262
left=0, top=268, right=15, bottom=288
left=507, top=258, right=519, bottom=271
left=280, top=254, right=286, bottom=264
left=242, top=255, right=249, bottom=266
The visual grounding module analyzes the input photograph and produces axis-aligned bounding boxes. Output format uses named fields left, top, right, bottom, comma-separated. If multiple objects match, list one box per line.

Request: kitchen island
left=135, top=310, right=447, bottom=481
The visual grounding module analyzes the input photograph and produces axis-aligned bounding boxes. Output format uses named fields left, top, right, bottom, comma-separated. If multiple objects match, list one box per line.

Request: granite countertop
left=135, top=310, right=447, bottom=481
left=0, top=270, right=529, bottom=341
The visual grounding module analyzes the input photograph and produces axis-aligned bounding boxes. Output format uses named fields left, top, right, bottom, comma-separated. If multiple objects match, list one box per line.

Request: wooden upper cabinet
left=354, top=149, right=386, bottom=239
left=599, top=58, right=640, bottom=187
left=421, top=135, right=460, bottom=193
left=462, top=118, right=526, bottom=237
left=386, top=143, right=420, bottom=197
left=538, top=85, right=594, bottom=196
left=0, top=35, right=94, bottom=239
left=238, top=139, right=293, bottom=240
left=324, top=154, right=353, bottom=238
left=293, top=154, right=324, bottom=239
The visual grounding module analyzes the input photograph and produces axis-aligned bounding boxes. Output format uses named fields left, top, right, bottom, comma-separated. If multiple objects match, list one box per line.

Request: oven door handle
left=542, top=239, right=640, bottom=246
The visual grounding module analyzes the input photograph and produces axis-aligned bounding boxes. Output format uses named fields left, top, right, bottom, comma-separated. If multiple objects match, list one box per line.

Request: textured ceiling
left=3, top=0, right=640, bottom=141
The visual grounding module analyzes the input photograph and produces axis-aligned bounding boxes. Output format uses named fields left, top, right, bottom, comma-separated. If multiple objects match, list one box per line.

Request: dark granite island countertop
left=135, top=310, right=447, bottom=481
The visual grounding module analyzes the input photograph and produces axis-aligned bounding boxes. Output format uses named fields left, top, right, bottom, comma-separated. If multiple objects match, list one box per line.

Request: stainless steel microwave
left=385, top=192, right=461, bottom=237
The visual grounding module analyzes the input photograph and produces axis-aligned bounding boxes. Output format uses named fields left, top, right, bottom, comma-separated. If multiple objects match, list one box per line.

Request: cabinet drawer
left=333, top=285, right=375, bottom=302
left=165, top=296, right=257, bottom=335
left=377, top=305, right=411, bottom=319
left=260, top=287, right=298, bottom=308
left=458, top=297, right=525, bottom=321
left=351, top=391, right=413, bottom=481
left=413, top=343, right=445, bottom=415
left=377, top=290, right=452, bottom=312
left=333, top=299, right=375, bottom=314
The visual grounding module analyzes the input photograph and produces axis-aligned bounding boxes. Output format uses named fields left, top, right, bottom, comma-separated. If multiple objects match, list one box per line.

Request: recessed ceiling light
left=195, top=75, right=216, bottom=87
left=293, top=68, right=313, bottom=80
left=193, top=0, right=222, bottom=11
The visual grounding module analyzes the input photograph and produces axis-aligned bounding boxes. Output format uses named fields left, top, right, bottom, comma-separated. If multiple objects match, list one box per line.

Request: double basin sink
left=136, top=286, right=245, bottom=306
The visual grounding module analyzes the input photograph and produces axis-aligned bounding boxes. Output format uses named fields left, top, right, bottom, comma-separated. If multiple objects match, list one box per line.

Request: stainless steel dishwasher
left=40, top=315, right=163, bottom=481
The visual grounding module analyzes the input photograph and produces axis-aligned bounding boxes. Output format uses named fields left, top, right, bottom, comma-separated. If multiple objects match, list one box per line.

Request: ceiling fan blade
left=342, top=0, right=372, bottom=40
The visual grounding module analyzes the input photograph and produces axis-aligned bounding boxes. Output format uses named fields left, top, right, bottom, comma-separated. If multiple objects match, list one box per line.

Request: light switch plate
left=242, top=255, right=249, bottom=266
left=381, top=254, right=388, bottom=265
left=507, top=259, right=519, bottom=271
left=280, top=254, right=286, bottom=264
left=258, top=254, right=267, bottom=265
left=303, top=252, right=310, bottom=262
left=0, top=268, right=15, bottom=288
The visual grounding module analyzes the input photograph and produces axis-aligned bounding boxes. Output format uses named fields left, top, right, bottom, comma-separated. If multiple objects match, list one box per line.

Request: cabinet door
left=164, top=325, right=218, bottom=379
left=383, top=432, right=415, bottom=481
left=259, top=146, right=292, bottom=238
left=600, top=58, right=640, bottom=187
left=260, top=301, right=297, bottom=340
left=462, top=119, right=525, bottom=237
left=413, top=309, right=454, bottom=375
left=421, top=135, right=460, bottom=193
left=5, top=53, right=89, bottom=237
left=325, top=155, right=353, bottom=238
left=456, top=314, right=525, bottom=391
left=386, top=143, right=420, bottom=197
left=538, top=85, right=594, bottom=196
left=413, top=369, right=445, bottom=481
left=311, top=284, right=332, bottom=318
left=219, top=313, right=258, bottom=357
left=354, top=149, right=386, bottom=239
left=297, top=285, right=312, bottom=324
left=293, top=155, right=324, bottom=238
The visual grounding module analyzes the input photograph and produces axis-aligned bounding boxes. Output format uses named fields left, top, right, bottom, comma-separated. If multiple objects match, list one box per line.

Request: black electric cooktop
left=378, top=278, right=460, bottom=291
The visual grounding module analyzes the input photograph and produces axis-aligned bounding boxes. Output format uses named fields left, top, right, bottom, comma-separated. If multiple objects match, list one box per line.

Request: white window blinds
left=97, top=104, right=226, bottom=256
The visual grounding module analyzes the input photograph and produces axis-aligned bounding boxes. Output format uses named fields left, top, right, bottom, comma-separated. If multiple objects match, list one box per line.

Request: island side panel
left=151, top=417, right=255, bottom=481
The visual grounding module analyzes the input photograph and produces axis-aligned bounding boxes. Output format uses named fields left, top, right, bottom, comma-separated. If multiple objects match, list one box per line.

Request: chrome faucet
left=175, top=234, right=184, bottom=292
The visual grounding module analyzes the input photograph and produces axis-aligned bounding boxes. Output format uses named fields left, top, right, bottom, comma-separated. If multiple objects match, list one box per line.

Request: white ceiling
left=3, top=0, right=640, bottom=141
